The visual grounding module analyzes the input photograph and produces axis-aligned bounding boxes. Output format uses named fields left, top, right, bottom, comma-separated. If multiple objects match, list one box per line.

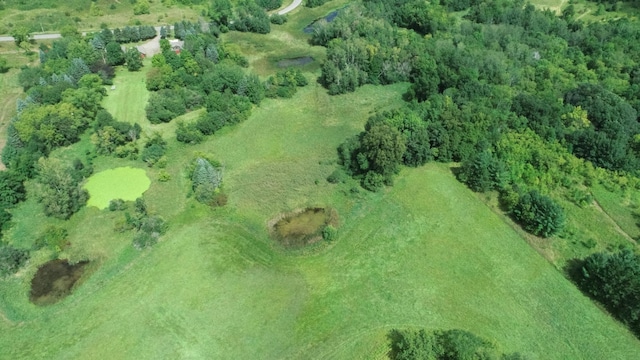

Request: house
left=136, top=46, right=147, bottom=59
left=169, top=39, right=184, bottom=54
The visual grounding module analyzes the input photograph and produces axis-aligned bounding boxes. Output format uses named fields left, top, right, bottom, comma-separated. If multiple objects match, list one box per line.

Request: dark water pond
left=30, top=259, right=89, bottom=306
left=277, top=56, right=314, bottom=68
left=303, top=10, right=340, bottom=33
left=273, top=207, right=337, bottom=247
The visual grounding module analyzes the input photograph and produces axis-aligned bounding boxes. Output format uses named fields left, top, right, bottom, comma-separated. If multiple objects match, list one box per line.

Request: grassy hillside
left=0, top=0, right=201, bottom=35
left=0, top=81, right=639, bottom=358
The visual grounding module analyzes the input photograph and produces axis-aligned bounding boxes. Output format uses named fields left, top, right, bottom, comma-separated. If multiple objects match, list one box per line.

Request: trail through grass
left=0, top=68, right=24, bottom=169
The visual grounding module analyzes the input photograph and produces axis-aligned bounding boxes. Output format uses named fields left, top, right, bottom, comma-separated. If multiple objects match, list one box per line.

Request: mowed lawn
left=102, top=65, right=151, bottom=127
left=1, top=83, right=639, bottom=359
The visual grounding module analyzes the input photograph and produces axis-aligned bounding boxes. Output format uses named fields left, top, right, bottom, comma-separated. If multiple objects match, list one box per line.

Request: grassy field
left=0, top=0, right=201, bottom=35
left=0, top=77, right=639, bottom=358
left=591, top=184, right=640, bottom=241
left=2, top=2, right=640, bottom=357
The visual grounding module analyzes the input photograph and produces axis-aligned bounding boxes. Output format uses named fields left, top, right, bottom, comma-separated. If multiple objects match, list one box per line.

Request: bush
left=35, top=226, right=68, bottom=251
left=270, top=14, right=288, bottom=25
left=0, top=57, right=9, bottom=73
left=322, top=225, right=337, bottom=241
left=176, top=121, right=204, bottom=144
left=388, top=328, right=524, bottom=360
left=141, top=134, right=167, bottom=167
left=572, top=249, right=640, bottom=337
left=458, top=150, right=505, bottom=192
left=133, top=0, right=150, bottom=15
left=327, top=168, right=349, bottom=184
left=512, top=190, right=565, bottom=237
left=158, top=170, right=171, bottom=182
left=256, top=0, right=282, bottom=10
left=109, top=199, right=126, bottom=211
left=362, top=171, right=385, bottom=192
left=0, top=244, right=29, bottom=277
left=133, top=231, right=158, bottom=249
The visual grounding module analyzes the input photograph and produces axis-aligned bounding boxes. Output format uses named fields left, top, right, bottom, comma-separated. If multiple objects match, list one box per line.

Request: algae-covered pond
left=84, top=167, right=151, bottom=209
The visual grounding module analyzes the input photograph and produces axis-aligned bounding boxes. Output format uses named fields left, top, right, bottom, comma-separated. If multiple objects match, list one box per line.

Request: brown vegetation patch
left=30, top=259, right=89, bottom=306
left=269, top=207, right=338, bottom=248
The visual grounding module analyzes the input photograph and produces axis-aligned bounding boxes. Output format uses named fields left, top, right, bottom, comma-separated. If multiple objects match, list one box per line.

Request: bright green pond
left=84, top=167, right=151, bottom=209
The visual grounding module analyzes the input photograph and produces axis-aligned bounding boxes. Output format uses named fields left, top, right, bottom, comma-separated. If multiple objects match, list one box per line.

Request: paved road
left=278, top=0, right=303, bottom=15
left=0, top=26, right=166, bottom=43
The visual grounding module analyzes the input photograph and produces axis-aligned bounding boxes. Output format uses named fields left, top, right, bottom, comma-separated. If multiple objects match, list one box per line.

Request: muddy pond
left=30, top=259, right=90, bottom=306
left=271, top=207, right=338, bottom=248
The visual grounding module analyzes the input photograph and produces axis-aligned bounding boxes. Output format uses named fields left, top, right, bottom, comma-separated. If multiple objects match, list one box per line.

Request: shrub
left=133, top=0, right=150, bottom=15
left=0, top=57, right=9, bottom=73
left=572, top=249, right=640, bottom=336
left=512, top=190, right=565, bottom=237
left=109, top=199, right=126, bottom=211
left=176, top=121, right=204, bottom=144
left=256, top=0, right=282, bottom=10
left=327, top=168, right=349, bottom=184
left=35, top=226, right=68, bottom=251
left=270, top=14, right=288, bottom=25
left=0, top=244, right=29, bottom=277
left=141, top=134, right=167, bottom=167
left=158, top=170, right=171, bottom=182
left=133, top=231, right=158, bottom=249
left=458, top=150, right=505, bottom=192
left=140, top=215, right=168, bottom=235
left=322, top=225, right=337, bottom=241
left=362, top=171, right=385, bottom=192
left=388, top=328, right=524, bottom=360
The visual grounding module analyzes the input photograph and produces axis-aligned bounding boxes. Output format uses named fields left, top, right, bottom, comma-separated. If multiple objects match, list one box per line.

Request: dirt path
left=592, top=200, right=637, bottom=245
left=278, top=0, right=303, bottom=15
left=576, top=9, right=591, bottom=20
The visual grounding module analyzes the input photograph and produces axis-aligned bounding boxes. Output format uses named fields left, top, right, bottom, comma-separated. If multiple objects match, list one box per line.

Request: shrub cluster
left=571, top=249, right=640, bottom=337
left=124, top=198, right=168, bottom=249
left=265, top=69, right=308, bottom=98
left=189, top=157, right=226, bottom=207
left=389, top=328, right=526, bottom=360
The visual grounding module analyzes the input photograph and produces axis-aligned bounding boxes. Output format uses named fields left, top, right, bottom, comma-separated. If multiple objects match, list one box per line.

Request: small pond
left=303, top=10, right=340, bottom=33
left=84, top=167, right=151, bottom=209
left=271, top=207, right=338, bottom=248
left=277, top=56, right=314, bottom=68
left=30, top=259, right=90, bottom=306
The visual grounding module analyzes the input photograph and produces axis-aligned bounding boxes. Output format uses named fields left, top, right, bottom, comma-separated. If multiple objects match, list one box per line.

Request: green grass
left=2, top=4, right=640, bottom=354
left=84, top=167, right=151, bottom=209
left=591, top=184, right=640, bottom=241
left=0, top=0, right=201, bottom=35
left=1, top=80, right=640, bottom=358
left=221, top=0, right=350, bottom=77
left=0, top=68, right=22, bottom=169
left=102, top=65, right=151, bottom=128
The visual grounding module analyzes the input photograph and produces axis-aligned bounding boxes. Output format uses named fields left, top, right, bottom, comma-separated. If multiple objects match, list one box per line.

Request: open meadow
left=2, top=1, right=640, bottom=358
left=0, top=79, right=639, bottom=358
left=0, top=0, right=201, bottom=36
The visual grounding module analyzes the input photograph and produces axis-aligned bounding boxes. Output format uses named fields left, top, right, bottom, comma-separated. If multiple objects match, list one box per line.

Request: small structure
left=169, top=39, right=184, bottom=54
left=136, top=46, right=147, bottom=59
